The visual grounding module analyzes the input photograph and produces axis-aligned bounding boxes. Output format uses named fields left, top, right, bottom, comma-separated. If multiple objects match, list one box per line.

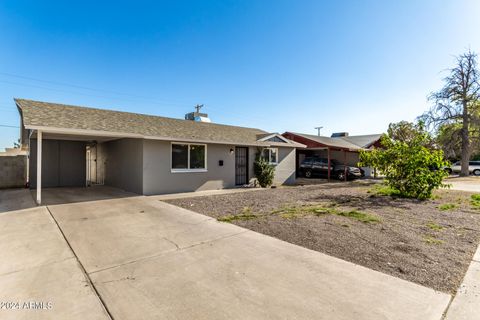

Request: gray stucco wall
left=273, top=147, right=296, bottom=185
left=103, top=138, right=144, bottom=194
left=0, top=155, right=27, bottom=188
left=143, top=140, right=237, bottom=195
left=247, top=147, right=296, bottom=185
left=30, top=139, right=86, bottom=188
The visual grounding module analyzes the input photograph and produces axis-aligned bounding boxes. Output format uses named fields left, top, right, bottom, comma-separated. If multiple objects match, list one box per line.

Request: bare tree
left=421, top=50, right=480, bottom=176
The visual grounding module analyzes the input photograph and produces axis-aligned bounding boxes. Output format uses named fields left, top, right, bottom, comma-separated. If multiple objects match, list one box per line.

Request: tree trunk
left=460, top=100, right=470, bottom=176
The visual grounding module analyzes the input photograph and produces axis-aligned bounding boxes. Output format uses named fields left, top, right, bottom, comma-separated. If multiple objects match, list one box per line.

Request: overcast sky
left=1, top=0, right=480, bottom=149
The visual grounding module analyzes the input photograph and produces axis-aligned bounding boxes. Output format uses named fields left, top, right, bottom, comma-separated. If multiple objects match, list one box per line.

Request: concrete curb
left=444, top=244, right=480, bottom=320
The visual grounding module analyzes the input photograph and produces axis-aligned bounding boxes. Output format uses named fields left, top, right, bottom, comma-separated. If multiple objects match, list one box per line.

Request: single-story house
left=15, top=99, right=304, bottom=204
left=281, top=131, right=382, bottom=179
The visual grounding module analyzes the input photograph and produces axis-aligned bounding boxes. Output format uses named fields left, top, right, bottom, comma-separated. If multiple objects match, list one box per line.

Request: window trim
left=264, top=147, right=278, bottom=165
left=171, top=142, right=208, bottom=173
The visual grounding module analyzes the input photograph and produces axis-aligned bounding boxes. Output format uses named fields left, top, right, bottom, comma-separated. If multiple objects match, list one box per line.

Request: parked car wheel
left=304, top=169, right=312, bottom=178
left=444, top=168, right=453, bottom=175
left=473, top=169, right=480, bottom=176
left=337, top=171, right=346, bottom=181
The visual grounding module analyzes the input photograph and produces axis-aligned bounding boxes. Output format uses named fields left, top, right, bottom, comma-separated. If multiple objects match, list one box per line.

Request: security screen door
left=235, top=147, right=248, bottom=185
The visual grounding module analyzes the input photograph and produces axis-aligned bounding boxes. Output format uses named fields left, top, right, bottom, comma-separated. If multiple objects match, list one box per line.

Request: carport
left=282, top=131, right=381, bottom=180
left=301, top=146, right=359, bottom=181
left=28, top=129, right=133, bottom=204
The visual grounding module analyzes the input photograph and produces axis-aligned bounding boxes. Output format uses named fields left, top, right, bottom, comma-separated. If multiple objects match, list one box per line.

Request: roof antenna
left=195, top=104, right=204, bottom=113
left=315, top=126, right=323, bottom=136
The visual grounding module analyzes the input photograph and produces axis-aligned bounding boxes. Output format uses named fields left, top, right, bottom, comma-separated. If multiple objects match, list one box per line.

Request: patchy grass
left=335, top=209, right=381, bottom=223
left=438, top=203, right=457, bottom=211
left=274, top=205, right=381, bottom=224
left=426, top=222, right=444, bottom=231
left=217, top=207, right=259, bottom=222
left=471, top=194, right=480, bottom=210
left=272, top=206, right=307, bottom=219
left=368, top=183, right=402, bottom=197
left=423, top=235, right=444, bottom=245
left=430, top=194, right=442, bottom=200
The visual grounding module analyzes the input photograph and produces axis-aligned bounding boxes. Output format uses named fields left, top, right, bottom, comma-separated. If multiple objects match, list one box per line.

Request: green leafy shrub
left=254, top=151, right=275, bottom=188
left=359, top=121, right=449, bottom=200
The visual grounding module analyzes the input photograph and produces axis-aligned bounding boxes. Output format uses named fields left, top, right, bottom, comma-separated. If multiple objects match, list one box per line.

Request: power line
left=0, top=124, right=19, bottom=128
left=0, top=72, right=194, bottom=107
left=0, top=72, right=273, bottom=125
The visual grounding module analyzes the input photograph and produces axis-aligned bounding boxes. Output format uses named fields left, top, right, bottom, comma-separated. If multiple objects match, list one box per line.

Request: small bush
left=254, top=153, right=275, bottom=188
left=359, top=121, right=449, bottom=200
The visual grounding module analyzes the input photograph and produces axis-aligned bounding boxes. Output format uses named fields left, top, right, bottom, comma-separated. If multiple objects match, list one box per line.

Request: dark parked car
left=299, top=157, right=363, bottom=180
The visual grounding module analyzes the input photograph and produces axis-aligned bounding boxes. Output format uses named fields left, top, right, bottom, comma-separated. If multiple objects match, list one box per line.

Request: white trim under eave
left=25, top=125, right=305, bottom=148
left=257, top=133, right=291, bottom=143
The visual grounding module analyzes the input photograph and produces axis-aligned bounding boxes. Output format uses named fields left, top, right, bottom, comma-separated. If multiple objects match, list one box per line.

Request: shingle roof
left=16, top=99, right=303, bottom=147
left=286, top=132, right=382, bottom=150
left=341, top=134, right=382, bottom=148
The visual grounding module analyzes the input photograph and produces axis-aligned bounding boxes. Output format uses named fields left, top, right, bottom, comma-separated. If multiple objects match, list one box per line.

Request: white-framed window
left=171, top=143, right=207, bottom=172
left=262, top=147, right=278, bottom=165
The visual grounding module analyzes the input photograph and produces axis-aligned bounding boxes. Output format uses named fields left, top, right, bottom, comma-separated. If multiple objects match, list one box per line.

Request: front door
left=235, top=147, right=248, bottom=185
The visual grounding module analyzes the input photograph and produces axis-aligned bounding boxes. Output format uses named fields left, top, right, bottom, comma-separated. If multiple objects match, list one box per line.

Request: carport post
left=36, top=130, right=42, bottom=205
left=327, top=147, right=331, bottom=181
left=343, top=150, right=347, bottom=182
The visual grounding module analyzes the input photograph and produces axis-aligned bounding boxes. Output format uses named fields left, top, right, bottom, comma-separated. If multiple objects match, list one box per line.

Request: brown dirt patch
left=165, top=181, right=480, bottom=294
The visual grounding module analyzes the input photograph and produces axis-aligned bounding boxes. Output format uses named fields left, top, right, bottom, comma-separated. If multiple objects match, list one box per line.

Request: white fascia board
left=257, top=133, right=290, bottom=143
left=24, top=125, right=287, bottom=147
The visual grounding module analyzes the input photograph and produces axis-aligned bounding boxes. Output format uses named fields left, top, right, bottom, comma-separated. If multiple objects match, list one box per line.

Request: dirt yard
left=165, top=181, right=480, bottom=294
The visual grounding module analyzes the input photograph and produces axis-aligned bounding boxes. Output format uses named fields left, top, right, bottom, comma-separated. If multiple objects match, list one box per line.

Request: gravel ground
left=165, top=181, right=480, bottom=294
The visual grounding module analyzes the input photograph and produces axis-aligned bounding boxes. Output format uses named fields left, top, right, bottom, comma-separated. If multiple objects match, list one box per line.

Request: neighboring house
left=0, top=147, right=28, bottom=157
left=282, top=131, right=382, bottom=178
left=15, top=99, right=304, bottom=204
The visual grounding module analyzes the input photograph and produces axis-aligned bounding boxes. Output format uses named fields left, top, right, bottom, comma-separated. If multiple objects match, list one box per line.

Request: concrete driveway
left=1, top=187, right=451, bottom=320
left=446, top=176, right=480, bottom=192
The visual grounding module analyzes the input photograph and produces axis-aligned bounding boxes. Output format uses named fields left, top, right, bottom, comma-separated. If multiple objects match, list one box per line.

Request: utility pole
left=315, top=126, right=323, bottom=136
left=195, top=104, right=204, bottom=113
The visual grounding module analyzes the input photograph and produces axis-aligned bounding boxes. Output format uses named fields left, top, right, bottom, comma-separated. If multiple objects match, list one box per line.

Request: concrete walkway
left=446, top=176, right=480, bottom=193
left=445, top=245, right=480, bottom=320
left=1, top=188, right=452, bottom=319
